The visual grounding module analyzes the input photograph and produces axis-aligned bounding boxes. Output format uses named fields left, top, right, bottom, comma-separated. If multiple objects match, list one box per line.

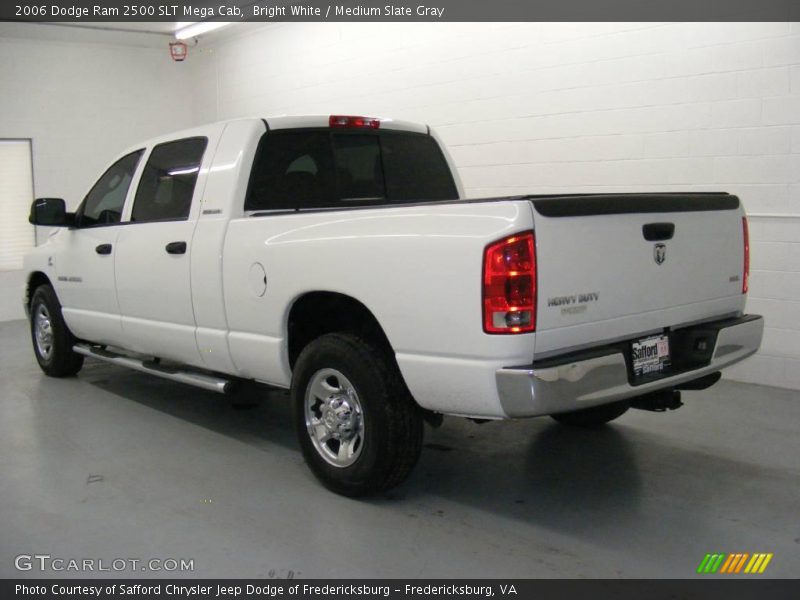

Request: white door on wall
left=0, top=140, right=35, bottom=271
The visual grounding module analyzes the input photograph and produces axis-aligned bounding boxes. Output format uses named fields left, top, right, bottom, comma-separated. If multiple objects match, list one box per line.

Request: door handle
left=642, top=223, right=675, bottom=241
left=165, top=241, right=187, bottom=255
left=95, top=243, right=112, bottom=255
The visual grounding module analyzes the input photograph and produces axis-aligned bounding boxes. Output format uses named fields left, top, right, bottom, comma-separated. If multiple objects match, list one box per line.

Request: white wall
left=0, top=23, right=195, bottom=322
left=0, top=24, right=195, bottom=211
left=191, top=22, right=800, bottom=389
left=0, top=270, right=26, bottom=322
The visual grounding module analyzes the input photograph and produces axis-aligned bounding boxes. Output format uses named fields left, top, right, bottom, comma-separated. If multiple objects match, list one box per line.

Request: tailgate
left=531, top=194, right=747, bottom=357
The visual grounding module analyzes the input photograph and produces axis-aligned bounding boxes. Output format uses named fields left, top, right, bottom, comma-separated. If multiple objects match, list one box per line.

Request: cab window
left=245, top=129, right=457, bottom=212
left=131, top=137, right=207, bottom=223
left=245, top=131, right=336, bottom=210
left=78, top=150, right=143, bottom=227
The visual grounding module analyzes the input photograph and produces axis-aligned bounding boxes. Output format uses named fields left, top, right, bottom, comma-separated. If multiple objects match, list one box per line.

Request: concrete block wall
left=191, top=22, right=800, bottom=389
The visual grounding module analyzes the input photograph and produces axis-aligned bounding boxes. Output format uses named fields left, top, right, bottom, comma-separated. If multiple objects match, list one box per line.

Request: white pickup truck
left=24, top=115, right=764, bottom=496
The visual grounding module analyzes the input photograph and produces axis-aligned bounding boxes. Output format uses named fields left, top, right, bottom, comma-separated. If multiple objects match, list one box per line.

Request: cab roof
left=263, top=115, right=428, bottom=134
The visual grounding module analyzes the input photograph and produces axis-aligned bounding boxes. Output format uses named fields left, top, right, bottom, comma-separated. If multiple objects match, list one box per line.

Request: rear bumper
left=496, top=314, right=764, bottom=418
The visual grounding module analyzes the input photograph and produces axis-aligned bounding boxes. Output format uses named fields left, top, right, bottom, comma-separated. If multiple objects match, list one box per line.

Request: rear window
left=381, top=133, right=459, bottom=201
left=245, top=129, right=458, bottom=211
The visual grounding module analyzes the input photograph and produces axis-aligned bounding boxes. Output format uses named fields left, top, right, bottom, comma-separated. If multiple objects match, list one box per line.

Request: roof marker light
left=329, top=115, right=381, bottom=129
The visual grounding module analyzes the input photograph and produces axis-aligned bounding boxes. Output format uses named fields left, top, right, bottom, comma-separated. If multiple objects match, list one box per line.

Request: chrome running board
left=73, top=344, right=232, bottom=394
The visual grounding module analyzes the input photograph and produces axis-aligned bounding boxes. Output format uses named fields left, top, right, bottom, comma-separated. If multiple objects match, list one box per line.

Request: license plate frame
left=631, top=334, right=671, bottom=379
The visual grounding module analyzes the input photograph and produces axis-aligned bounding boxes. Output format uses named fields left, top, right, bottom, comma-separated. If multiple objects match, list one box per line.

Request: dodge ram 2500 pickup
left=24, top=115, right=764, bottom=496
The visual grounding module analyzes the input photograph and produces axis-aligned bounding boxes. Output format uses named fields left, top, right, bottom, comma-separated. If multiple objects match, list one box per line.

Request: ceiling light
left=174, top=22, right=232, bottom=40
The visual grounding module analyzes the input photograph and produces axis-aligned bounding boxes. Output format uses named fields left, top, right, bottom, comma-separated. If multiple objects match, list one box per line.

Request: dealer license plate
left=631, top=334, right=671, bottom=378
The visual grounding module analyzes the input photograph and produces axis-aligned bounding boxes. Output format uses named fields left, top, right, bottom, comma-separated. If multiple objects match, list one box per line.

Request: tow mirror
left=29, top=198, right=74, bottom=227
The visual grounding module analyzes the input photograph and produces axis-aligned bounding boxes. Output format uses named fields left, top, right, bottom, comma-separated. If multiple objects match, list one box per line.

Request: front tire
left=291, top=333, right=423, bottom=496
left=30, top=284, right=84, bottom=377
left=551, top=401, right=629, bottom=428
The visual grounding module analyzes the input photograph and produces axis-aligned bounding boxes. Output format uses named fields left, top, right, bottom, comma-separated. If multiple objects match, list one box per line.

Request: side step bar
left=73, top=344, right=232, bottom=394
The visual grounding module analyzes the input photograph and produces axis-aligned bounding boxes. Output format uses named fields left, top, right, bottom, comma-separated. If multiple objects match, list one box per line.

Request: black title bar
left=3, top=0, right=800, bottom=22
left=4, top=579, right=800, bottom=600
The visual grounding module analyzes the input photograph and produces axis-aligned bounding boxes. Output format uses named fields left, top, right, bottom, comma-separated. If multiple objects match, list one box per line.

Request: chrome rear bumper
left=496, top=315, right=764, bottom=418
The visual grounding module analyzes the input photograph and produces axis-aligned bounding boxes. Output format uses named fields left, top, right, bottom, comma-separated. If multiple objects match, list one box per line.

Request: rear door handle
left=165, top=241, right=187, bottom=255
left=643, top=223, right=675, bottom=241
left=95, top=243, right=112, bottom=255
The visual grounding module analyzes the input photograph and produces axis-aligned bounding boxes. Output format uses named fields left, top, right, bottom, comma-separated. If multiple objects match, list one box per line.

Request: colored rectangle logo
left=697, top=553, right=773, bottom=574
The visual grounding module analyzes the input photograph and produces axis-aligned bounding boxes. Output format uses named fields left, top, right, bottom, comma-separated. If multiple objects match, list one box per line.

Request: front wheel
left=550, top=401, right=629, bottom=428
left=29, top=284, right=84, bottom=377
left=291, top=333, right=423, bottom=496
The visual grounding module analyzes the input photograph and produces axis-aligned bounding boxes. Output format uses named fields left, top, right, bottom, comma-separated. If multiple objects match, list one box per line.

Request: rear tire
left=291, top=333, right=423, bottom=497
left=30, top=284, right=84, bottom=377
left=551, top=401, right=629, bottom=428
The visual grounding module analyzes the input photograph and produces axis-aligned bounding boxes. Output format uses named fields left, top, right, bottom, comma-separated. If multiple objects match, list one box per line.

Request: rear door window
left=131, top=137, right=207, bottom=223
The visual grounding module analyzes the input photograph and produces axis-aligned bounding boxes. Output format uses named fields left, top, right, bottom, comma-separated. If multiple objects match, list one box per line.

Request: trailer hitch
left=630, top=389, right=683, bottom=412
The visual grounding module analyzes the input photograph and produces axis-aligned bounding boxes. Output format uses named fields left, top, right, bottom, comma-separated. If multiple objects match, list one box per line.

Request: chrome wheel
left=34, top=304, right=54, bottom=360
left=304, top=368, right=365, bottom=468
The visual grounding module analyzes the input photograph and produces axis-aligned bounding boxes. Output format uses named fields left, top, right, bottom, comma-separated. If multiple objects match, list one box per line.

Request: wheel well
left=26, top=272, right=51, bottom=311
left=287, top=292, right=392, bottom=369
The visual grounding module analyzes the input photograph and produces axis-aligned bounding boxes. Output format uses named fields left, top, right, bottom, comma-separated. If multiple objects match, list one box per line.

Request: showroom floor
left=1, top=318, right=798, bottom=578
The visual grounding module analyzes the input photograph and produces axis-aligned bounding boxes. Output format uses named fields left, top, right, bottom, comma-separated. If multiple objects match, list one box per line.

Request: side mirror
left=29, top=198, right=74, bottom=227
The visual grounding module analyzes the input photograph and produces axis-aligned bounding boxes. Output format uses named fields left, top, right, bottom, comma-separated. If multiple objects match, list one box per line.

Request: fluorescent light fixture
left=174, top=21, right=232, bottom=40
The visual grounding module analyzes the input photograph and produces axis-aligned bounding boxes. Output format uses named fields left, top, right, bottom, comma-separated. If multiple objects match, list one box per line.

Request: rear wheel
left=30, top=284, right=84, bottom=377
left=291, top=333, right=423, bottom=496
left=551, top=401, right=629, bottom=427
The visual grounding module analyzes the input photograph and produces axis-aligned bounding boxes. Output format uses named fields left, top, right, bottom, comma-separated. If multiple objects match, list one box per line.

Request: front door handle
left=165, top=241, right=187, bottom=255
left=95, top=243, right=112, bottom=255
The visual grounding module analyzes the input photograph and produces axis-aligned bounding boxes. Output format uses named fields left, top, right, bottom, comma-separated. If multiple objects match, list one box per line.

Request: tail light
left=742, top=216, right=750, bottom=294
left=483, top=231, right=536, bottom=334
left=329, top=115, right=380, bottom=129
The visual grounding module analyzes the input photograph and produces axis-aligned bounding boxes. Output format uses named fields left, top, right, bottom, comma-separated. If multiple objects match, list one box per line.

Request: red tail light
left=742, top=216, right=750, bottom=294
left=329, top=115, right=380, bottom=129
left=483, top=231, right=536, bottom=334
